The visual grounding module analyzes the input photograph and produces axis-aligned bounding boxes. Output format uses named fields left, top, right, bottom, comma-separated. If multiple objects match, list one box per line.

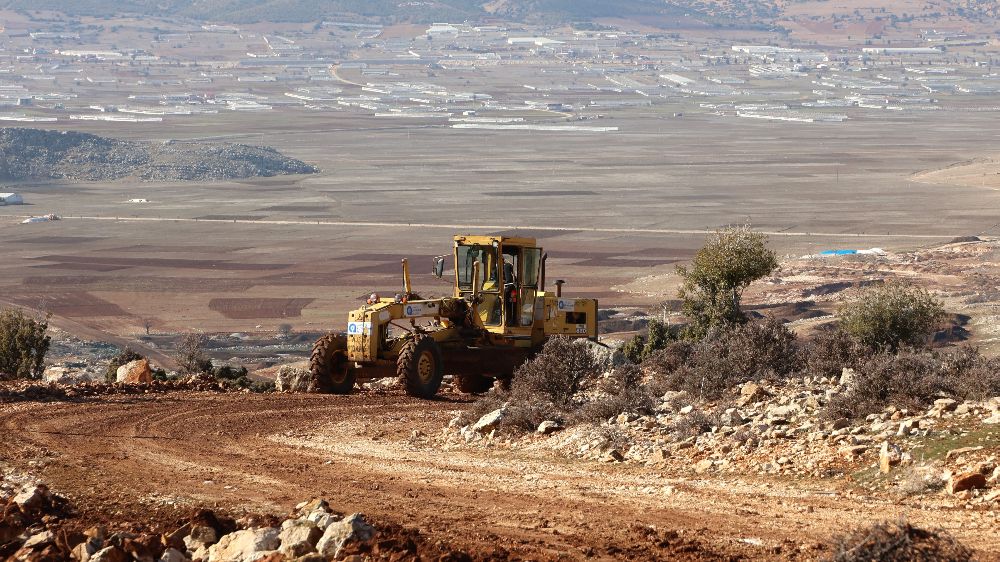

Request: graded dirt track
left=2, top=392, right=998, bottom=561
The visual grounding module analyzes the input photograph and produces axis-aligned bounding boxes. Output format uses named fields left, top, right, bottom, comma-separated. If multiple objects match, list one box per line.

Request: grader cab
left=310, top=234, right=598, bottom=398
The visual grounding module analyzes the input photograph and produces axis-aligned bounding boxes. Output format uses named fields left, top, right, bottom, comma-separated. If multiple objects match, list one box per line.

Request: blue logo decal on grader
left=310, top=235, right=599, bottom=398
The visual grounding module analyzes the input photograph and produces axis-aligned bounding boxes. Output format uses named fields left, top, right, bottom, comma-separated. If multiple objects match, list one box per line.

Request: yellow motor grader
left=310, top=234, right=598, bottom=398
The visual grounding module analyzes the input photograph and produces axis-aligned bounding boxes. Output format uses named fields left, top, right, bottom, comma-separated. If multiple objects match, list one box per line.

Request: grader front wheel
left=397, top=335, right=444, bottom=398
left=310, top=333, right=357, bottom=394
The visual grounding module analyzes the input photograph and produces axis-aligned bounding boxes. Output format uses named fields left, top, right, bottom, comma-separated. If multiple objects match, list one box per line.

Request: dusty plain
left=2, top=8, right=1000, bottom=561
left=3, top=107, right=999, bottom=338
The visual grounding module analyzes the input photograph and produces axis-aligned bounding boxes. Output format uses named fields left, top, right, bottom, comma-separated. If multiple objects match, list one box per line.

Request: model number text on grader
left=310, top=234, right=598, bottom=398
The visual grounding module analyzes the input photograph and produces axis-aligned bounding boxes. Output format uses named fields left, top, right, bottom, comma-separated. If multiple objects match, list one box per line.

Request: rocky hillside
left=0, top=128, right=317, bottom=182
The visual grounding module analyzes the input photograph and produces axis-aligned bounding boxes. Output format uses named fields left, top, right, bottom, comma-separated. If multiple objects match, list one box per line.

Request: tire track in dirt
left=1, top=392, right=997, bottom=560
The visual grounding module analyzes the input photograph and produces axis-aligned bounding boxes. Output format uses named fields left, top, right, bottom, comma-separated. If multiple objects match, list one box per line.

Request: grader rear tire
left=310, top=333, right=356, bottom=394
left=455, top=373, right=493, bottom=394
left=397, top=335, right=444, bottom=398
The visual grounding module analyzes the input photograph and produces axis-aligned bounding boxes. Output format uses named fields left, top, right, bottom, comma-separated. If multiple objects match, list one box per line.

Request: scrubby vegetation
left=645, top=318, right=799, bottom=400
left=825, top=346, right=1000, bottom=420
left=839, top=282, right=945, bottom=351
left=177, top=333, right=214, bottom=374
left=461, top=229, right=998, bottom=433
left=677, top=223, right=778, bottom=339
left=0, top=308, right=50, bottom=381
left=173, top=334, right=272, bottom=391
left=824, top=519, right=973, bottom=562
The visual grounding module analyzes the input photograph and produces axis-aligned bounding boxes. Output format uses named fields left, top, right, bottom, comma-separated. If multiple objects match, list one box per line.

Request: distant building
left=0, top=193, right=24, bottom=205
left=862, top=47, right=942, bottom=55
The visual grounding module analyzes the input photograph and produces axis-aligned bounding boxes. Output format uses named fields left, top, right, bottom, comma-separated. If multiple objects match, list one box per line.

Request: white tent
left=0, top=193, right=23, bottom=205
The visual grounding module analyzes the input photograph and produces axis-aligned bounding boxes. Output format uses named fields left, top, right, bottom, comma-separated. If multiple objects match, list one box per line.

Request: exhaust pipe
left=401, top=258, right=413, bottom=297
left=555, top=279, right=565, bottom=298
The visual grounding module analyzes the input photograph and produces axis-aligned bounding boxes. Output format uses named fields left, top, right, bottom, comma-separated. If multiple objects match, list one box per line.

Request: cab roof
left=454, top=234, right=538, bottom=248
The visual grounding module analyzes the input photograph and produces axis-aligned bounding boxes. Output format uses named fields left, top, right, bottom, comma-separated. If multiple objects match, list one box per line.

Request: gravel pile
left=0, top=128, right=317, bottom=181
left=449, top=374, right=1000, bottom=507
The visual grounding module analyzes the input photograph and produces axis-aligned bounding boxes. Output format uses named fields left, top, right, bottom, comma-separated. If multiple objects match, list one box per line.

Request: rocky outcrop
left=1, top=474, right=382, bottom=562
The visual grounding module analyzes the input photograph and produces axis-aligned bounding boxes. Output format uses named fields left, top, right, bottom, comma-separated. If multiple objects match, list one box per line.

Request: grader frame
left=310, top=234, right=598, bottom=398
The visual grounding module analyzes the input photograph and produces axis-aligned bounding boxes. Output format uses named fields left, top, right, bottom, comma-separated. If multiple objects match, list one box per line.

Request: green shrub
left=620, top=319, right=679, bottom=363
left=0, top=308, right=50, bottom=380
left=212, top=365, right=249, bottom=381
left=677, top=224, right=778, bottom=338
left=839, top=283, right=945, bottom=352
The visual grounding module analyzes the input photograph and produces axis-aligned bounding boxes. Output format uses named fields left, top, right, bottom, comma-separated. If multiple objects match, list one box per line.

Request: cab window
left=456, top=244, right=500, bottom=292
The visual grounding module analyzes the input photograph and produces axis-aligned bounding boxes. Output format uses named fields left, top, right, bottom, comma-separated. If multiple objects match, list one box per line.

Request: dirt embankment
left=1, top=391, right=997, bottom=561
left=912, top=157, right=1000, bottom=190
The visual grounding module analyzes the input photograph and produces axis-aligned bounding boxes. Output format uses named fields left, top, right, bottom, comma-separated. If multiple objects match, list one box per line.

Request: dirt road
left=1, top=392, right=997, bottom=560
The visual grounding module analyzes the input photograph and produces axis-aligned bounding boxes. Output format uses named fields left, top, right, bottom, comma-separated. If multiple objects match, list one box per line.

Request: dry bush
left=944, top=346, right=1000, bottom=401
left=825, top=346, right=1000, bottom=419
left=177, top=333, right=213, bottom=374
left=646, top=319, right=799, bottom=400
left=670, top=409, right=717, bottom=439
left=457, top=392, right=507, bottom=427
left=804, top=328, right=869, bottom=379
left=459, top=337, right=600, bottom=434
left=501, top=398, right=565, bottom=432
left=824, top=519, right=972, bottom=562
left=573, top=388, right=655, bottom=424
left=642, top=341, right=695, bottom=378
left=457, top=392, right=563, bottom=434
left=896, top=466, right=945, bottom=499
left=600, top=363, right=643, bottom=394
left=714, top=317, right=801, bottom=377
left=510, top=336, right=600, bottom=406
left=824, top=350, right=946, bottom=419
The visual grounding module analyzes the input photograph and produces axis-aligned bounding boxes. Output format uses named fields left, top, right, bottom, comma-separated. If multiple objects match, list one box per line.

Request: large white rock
left=184, top=525, right=218, bottom=551
left=90, top=546, right=128, bottom=562
left=275, top=365, right=313, bottom=392
left=159, top=548, right=190, bottom=562
left=116, top=359, right=152, bottom=384
left=278, top=519, right=321, bottom=557
left=13, top=484, right=47, bottom=511
left=42, top=366, right=97, bottom=385
left=536, top=420, right=562, bottom=435
left=305, top=510, right=337, bottom=531
left=206, top=528, right=280, bottom=562
left=472, top=408, right=504, bottom=434
left=315, top=514, right=374, bottom=558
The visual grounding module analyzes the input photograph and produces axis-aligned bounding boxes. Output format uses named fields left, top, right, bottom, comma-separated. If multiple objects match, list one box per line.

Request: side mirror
left=432, top=256, right=445, bottom=278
